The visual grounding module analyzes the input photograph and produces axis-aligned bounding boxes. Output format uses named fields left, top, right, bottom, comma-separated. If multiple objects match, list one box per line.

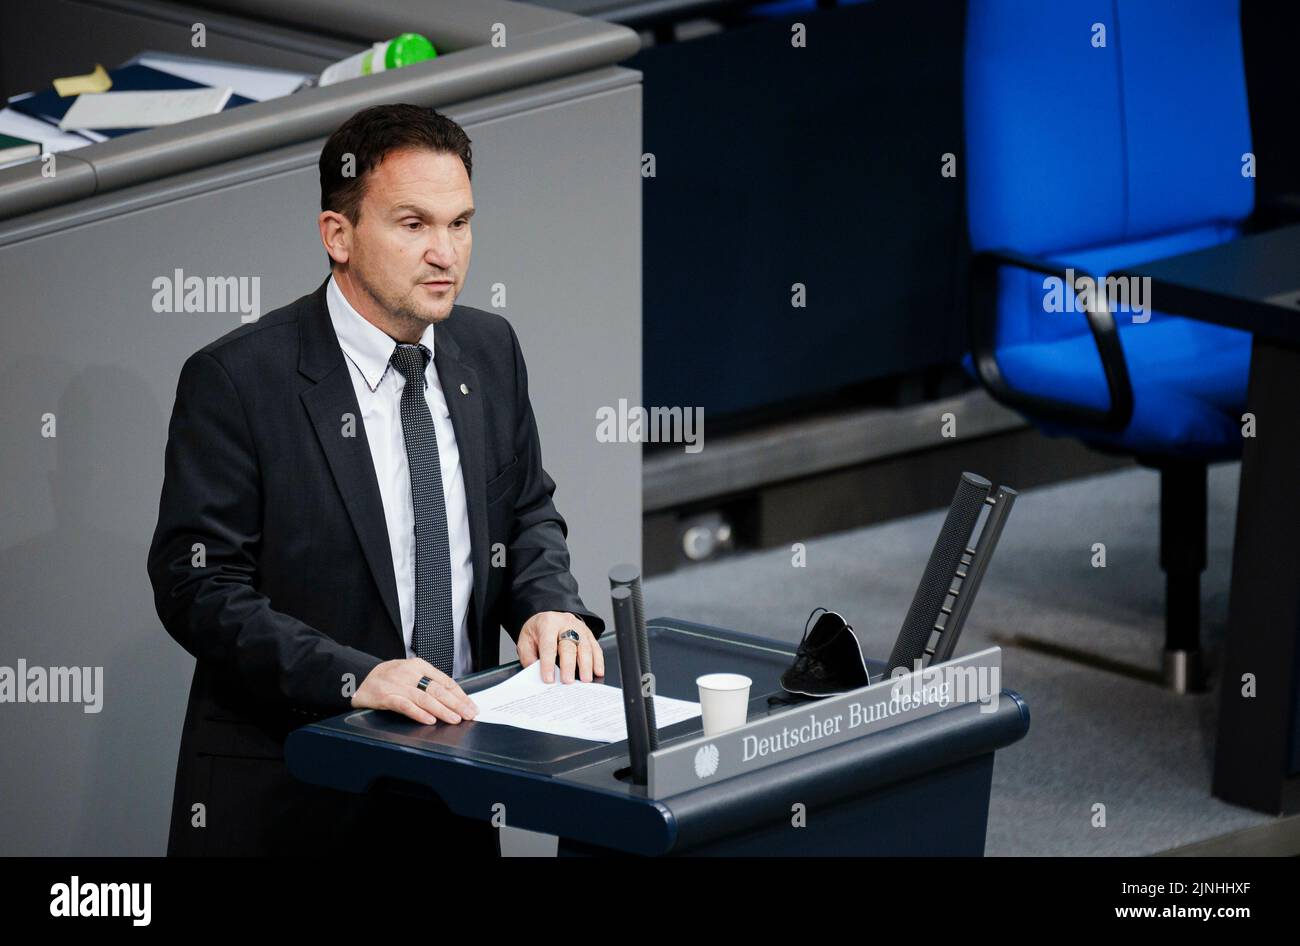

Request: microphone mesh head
left=884, top=474, right=990, bottom=677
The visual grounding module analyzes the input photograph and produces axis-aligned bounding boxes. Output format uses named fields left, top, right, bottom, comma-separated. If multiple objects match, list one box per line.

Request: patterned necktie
left=390, top=343, right=455, bottom=676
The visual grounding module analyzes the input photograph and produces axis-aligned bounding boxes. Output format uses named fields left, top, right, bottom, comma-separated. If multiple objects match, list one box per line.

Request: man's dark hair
left=319, top=104, right=473, bottom=265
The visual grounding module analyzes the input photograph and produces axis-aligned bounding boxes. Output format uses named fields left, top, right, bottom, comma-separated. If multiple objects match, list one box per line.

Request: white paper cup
left=696, top=673, right=752, bottom=736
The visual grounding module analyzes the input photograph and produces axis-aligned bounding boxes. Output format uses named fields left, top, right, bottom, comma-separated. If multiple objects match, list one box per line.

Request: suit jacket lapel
left=297, top=278, right=404, bottom=647
left=432, top=324, right=490, bottom=668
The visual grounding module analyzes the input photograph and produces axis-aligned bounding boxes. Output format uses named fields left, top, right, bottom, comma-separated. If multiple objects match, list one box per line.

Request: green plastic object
left=386, top=33, right=437, bottom=70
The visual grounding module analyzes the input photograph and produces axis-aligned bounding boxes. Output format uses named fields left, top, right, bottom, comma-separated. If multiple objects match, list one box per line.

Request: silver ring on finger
left=558, top=629, right=581, bottom=646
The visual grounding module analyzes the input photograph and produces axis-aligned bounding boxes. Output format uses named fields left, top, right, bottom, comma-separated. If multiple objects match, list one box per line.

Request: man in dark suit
left=147, top=104, right=606, bottom=856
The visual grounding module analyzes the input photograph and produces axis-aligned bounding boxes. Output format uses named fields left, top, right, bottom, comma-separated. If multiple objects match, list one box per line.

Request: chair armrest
left=969, top=248, right=1135, bottom=433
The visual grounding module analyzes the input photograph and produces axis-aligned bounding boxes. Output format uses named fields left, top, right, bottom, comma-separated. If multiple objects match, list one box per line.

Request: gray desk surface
left=1119, top=223, right=1300, bottom=341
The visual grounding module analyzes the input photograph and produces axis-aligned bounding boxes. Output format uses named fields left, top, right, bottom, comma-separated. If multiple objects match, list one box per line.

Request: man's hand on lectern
left=517, top=611, right=605, bottom=685
left=352, top=658, right=479, bottom=726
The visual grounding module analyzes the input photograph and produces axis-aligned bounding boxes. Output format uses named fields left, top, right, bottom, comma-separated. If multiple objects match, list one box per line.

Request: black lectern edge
left=286, top=685, right=1030, bottom=855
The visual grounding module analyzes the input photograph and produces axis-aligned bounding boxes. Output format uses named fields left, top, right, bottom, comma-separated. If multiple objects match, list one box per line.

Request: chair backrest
left=965, top=0, right=1255, bottom=259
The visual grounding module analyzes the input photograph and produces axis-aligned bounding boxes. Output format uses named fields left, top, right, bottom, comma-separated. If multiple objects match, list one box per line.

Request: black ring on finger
left=417, top=675, right=433, bottom=692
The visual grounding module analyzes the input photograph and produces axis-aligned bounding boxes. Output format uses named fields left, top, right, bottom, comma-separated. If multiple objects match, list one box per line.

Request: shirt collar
left=326, top=274, right=436, bottom=392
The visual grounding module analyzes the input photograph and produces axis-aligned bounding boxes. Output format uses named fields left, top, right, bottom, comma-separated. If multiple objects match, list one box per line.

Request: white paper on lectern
left=468, top=661, right=701, bottom=743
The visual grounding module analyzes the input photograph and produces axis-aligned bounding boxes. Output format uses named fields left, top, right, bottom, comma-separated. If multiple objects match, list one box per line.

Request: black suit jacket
left=147, top=276, right=604, bottom=855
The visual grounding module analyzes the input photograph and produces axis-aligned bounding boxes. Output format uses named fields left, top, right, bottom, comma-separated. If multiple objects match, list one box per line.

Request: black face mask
left=780, top=607, right=871, bottom=699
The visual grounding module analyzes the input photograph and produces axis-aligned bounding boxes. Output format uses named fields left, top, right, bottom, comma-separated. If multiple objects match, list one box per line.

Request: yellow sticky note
left=53, top=64, right=112, bottom=97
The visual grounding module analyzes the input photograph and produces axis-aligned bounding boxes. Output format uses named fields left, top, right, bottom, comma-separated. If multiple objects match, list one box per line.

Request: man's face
left=339, top=147, right=474, bottom=328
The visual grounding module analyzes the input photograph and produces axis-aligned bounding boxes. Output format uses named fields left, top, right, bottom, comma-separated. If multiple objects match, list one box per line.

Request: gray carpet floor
left=643, top=462, right=1282, bottom=855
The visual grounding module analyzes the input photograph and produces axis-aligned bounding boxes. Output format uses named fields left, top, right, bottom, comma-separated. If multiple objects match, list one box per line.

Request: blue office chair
left=963, top=0, right=1255, bottom=691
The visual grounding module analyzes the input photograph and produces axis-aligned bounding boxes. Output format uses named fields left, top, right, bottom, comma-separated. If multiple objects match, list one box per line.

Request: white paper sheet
left=135, top=54, right=311, bottom=102
left=0, top=106, right=94, bottom=160
left=59, top=86, right=233, bottom=131
left=470, top=661, right=701, bottom=743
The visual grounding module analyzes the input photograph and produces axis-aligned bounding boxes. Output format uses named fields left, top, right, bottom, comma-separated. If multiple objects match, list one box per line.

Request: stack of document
left=470, top=661, right=702, bottom=743
left=0, top=52, right=311, bottom=167
left=0, top=108, right=88, bottom=168
left=0, top=132, right=41, bottom=164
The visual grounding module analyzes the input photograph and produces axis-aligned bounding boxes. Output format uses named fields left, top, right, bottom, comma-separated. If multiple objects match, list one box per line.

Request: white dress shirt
left=326, top=275, right=474, bottom=678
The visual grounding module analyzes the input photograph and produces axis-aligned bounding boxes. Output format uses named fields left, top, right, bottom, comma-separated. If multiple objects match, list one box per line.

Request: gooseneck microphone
left=609, top=564, right=659, bottom=749
left=883, top=472, right=1018, bottom=679
left=611, top=586, right=651, bottom=785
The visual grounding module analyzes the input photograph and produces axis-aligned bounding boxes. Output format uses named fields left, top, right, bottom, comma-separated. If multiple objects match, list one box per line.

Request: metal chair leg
left=1160, top=461, right=1209, bottom=693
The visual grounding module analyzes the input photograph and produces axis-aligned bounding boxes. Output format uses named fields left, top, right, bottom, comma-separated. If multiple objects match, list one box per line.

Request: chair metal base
left=985, top=460, right=1215, bottom=693
left=990, top=633, right=1210, bottom=693
left=1162, top=649, right=1208, bottom=694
